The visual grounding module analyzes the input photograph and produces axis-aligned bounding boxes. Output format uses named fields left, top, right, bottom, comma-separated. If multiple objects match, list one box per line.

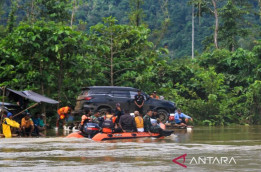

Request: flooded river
left=0, top=126, right=260, bottom=172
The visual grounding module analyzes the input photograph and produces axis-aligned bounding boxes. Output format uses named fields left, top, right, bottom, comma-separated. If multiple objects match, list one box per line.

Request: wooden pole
left=0, top=86, right=6, bottom=134
left=192, top=5, right=195, bottom=59
left=13, top=102, right=39, bottom=118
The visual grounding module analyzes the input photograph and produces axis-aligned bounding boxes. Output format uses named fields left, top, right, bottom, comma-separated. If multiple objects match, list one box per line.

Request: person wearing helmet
left=150, top=91, right=159, bottom=99
left=56, top=106, right=71, bottom=128
left=2, top=111, right=20, bottom=138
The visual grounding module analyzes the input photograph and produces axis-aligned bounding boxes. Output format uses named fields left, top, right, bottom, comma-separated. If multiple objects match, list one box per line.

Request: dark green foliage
left=0, top=0, right=261, bottom=126
left=0, top=21, right=89, bottom=105
left=6, top=0, right=17, bottom=33
left=38, top=0, right=71, bottom=22
left=87, top=17, right=154, bottom=86
left=161, top=46, right=261, bottom=125
left=128, top=0, right=145, bottom=26
left=0, top=0, right=260, bottom=57
left=219, top=0, right=249, bottom=51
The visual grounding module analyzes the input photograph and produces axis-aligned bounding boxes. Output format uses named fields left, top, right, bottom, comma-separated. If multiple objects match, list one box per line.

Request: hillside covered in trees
left=1, top=0, right=260, bottom=57
left=0, top=0, right=261, bottom=125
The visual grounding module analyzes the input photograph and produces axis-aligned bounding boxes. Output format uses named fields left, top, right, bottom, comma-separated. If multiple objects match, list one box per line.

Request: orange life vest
left=57, top=106, right=70, bottom=120
left=102, top=115, right=117, bottom=133
left=150, top=95, right=159, bottom=99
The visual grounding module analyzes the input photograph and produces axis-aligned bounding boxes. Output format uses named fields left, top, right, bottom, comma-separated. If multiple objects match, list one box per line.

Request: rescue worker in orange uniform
left=150, top=91, right=159, bottom=99
left=56, top=106, right=71, bottom=128
left=101, top=109, right=118, bottom=133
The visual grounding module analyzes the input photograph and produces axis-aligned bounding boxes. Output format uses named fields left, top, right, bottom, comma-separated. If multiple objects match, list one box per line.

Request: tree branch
left=113, top=59, right=137, bottom=65
left=113, top=68, right=134, bottom=75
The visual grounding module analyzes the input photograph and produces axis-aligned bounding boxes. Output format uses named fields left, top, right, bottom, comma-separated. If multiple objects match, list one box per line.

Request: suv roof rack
left=81, top=86, right=137, bottom=90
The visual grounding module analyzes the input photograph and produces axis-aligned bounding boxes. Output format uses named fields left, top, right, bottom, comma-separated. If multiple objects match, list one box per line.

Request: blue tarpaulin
left=6, top=88, right=59, bottom=104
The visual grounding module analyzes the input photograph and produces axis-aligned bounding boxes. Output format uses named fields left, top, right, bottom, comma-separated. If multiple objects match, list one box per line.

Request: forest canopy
left=0, top=0, right=261, bottom=125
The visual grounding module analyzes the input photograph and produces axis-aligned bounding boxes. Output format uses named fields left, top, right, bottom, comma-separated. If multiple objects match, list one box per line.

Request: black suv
left=74, top=86, right=176, bottom=123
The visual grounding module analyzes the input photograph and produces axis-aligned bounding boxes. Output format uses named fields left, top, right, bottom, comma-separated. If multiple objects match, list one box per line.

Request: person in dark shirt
left=119, top=111, right=136, bottom=132
left=17, top=97, right=29, bottom=110
left=134, top=90, right=144, bottom=116
left=114, top=103, right=124, bottom=126
left=151, top=109, right=159, bottom=119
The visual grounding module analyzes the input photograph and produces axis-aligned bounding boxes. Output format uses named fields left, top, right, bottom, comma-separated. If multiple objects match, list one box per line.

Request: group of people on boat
left=77, top=106, right=192, bottom=137
left=78, top=104, right=168, bottom=136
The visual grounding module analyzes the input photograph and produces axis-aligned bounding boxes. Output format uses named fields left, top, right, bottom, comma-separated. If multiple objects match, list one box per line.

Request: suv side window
left=81, top=90, right=89, bottom=96
left=130, top=91, right=137, bottom=99
left=90, top=89, right=110, bottom=95
left=111, top=91, right=130, bottom=98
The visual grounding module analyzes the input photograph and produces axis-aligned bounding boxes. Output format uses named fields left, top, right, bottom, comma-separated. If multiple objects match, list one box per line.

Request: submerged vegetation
left=0, top=0, right=260, bottom=125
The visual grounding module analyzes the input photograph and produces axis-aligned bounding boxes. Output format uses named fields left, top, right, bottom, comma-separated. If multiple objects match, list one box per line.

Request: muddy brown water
left=0, top=126, right=260, bottom=172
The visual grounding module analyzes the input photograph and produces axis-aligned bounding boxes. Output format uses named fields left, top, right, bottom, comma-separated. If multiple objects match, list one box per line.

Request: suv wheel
left=98, top=108, right=110, bottom=116
left=157, top=109, right=168, bottom=123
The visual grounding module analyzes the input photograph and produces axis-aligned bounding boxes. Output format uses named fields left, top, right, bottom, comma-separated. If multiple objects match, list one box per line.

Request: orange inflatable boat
left=66, top=131, right=173, bottom=141
left=92, top=132, right=164, bottom=141
left=66, top=132, right=85, bottom=138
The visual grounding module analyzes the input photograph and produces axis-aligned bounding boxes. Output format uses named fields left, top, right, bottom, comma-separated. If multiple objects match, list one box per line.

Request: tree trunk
left=29, top=0, right=35, bottom=22
left=7, top=1, right=17, bottom=33
left=58, top=59, right=63, bottom=107
left=110, top=33, right=114, bottom=86
left=40, top=61, right=46, bottom=125
left=192, top=5, right=195, bottom=59
left=258, top=0, right=261, bottom=22
left=0, top=86, right=6, bottom=134
left=153, top=0, right=170, bottom=49
left=212, top=0, right=219, bottom=49
left=198, top=3, right=201, bottom=25
left=70, top=0, right=76, bottom=28
left=136, top=0, right=140, bottom=26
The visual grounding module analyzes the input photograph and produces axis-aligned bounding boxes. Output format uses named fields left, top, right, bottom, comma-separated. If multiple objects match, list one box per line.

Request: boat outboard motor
left=82, top=123, right=100, bottom=138
left=98, top=117, right=104, bottom=127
